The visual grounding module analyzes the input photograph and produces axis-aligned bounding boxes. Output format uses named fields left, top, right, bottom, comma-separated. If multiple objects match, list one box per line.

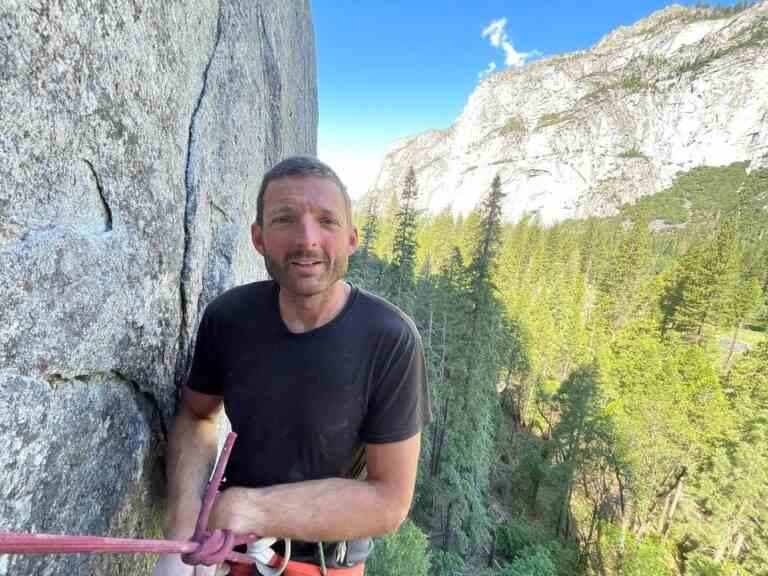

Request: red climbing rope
left=0, top=432, right=261, bottom=566
left=0, top=532, right=199, bottom=555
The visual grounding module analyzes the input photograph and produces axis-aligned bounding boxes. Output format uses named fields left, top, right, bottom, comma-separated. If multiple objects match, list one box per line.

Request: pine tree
left=428, top=247, right=470, bottom=484
left=693, top=342, right=768, bottom=571
left=351, top=193, right=380, bottom=285
left=595, top=215, right=653, bottom=335
left=388, top=167, right=420, bottom=306
left=467, top=174, right=506, bottom=307
left=723, top=276, right=764, bottom=373
left=662, top=217, right=740, bottom=337
left=548, top=366, right=619, bottom=539
left=433, top=175, right=508, bottom=554
left=416, top=208, right=457, bottom=273
left=373, top=189, right=400, bottom=263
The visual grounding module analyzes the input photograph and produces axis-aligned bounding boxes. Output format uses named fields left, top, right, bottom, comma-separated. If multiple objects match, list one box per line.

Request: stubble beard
left=263, top=249, right=348, bottom=298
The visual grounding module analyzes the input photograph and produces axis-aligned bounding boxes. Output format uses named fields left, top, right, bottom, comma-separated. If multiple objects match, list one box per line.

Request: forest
left=351, top=162, right=768, bottom=576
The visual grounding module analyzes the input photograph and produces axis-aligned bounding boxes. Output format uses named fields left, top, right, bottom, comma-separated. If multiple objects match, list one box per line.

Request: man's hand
left=162, top=388, right=223, bottom=538
left=203, top=434, right=421, bottom=542
left=155, top=387, right=224, bottom=576
left=207, top=488, right=251, bottom=535
left=182, top=529, right=237, bottom=566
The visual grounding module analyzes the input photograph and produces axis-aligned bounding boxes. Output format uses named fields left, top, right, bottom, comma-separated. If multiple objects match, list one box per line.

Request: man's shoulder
left=352, top=287, right=422, bottom=343
left=203, top=280, right=274, bottom=321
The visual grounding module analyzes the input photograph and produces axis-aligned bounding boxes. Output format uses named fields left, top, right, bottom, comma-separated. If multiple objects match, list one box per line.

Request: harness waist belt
left=228, top=555, right=365, bottom=576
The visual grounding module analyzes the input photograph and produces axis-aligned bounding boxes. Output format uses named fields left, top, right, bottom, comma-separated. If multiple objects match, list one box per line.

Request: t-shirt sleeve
left=360, top=319, right=432, bottom=444
left=186, top=308, right=223, bottom=396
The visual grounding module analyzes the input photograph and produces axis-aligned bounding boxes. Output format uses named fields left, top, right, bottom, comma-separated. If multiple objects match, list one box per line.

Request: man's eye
left=320, top=217, right=339, bottom=226
left=272, top=216, right=293, bottom=224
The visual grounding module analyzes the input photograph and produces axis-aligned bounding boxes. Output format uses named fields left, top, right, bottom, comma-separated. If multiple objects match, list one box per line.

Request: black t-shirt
left=187, top=280, right=431, bottom=489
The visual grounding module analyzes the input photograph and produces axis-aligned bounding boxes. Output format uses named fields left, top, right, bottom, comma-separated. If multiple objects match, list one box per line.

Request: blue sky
left=310, top=1, right=742, bottom=198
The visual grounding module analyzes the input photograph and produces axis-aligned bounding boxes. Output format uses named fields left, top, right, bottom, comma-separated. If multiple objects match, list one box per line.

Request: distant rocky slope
left=0, top=2, right=315, bottom=575
left=373, top=2, right=768, bottom=223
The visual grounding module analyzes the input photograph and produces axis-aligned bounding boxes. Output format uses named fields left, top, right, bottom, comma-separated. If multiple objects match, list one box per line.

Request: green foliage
left=416, top=208, right=461, bottom=274
left=622, top=162, right=750, bottom=225
left=535, top=112, right=574, bottom=130
left=642, top=54, right=669, bottom=70
left=358, top=161, right=768, bottom=574
left=457, top=210, right=481, bottom=262
left=495, top=519, right=579, bottom=576
left=548, top=366, right=624, bottom=538
left=500, top=546, right=557, bottom=576
left=626, top=533, right=674, bottom=576
left=365, top=520, right=431, bottom=576
left=594, top=216, right=654, bottom=334
left=690, top=2, right=755, bottom=19
left=430, top=550, right=465, bottom=576
left=467, top=175, right=506, bottom=301
left=644, top=4, right=753, bottom=40
left=661, top=218, right=741, bottom=336
left=675, top=17, right=768, bottom=75
left=749, top=20, right=768, bottom=44
left=348, top=194, right=381, bottom=286
left=601, top=327, right=726, bottom=510
left=372, top=190, right=400, bottom=264
left=388, top=167, right=420, bottom=305
left=624, top=538, right=674, bottom=576
left=499, top=116, right=527, bottom=136
left=687, top=554, right=751, bottom=576
left=735, top=168, right=768, bottom=258
left=415, top=176, right=513, bottom=558
left=496, top=518, right=550, bottom=560
left=359, top=195, right=380, bottom=258
left=618, top=147, right=647, bottom=159
left=596, top=526, right=675, bottom=576
left=619, top=72, right=650, bottom=92
left=581, top=73, right=654, bottom=105
left=723, top=276, right=763, bottom=330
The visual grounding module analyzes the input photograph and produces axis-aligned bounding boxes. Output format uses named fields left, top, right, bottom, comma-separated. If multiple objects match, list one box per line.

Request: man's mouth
left=290, top=259, right=323, bottom=268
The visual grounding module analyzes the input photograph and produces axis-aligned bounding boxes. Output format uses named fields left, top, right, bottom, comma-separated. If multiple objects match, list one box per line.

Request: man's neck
left=278, top=281, right=351, bottom=334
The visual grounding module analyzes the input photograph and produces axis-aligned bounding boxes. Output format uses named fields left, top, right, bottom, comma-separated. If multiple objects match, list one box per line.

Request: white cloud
left=478, top=61, right=497, bottom=79
left=502, top=42, right=541, bottom=68
left=480, top=18, right=539, bottom=76
left=482, top=18, right=507, bottom=48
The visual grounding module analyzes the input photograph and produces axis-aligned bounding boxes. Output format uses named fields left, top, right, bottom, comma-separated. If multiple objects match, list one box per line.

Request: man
left=154, top=156, right=430, bottom=575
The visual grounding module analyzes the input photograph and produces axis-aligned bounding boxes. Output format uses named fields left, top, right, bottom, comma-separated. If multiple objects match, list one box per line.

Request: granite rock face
left=373, top=2, right=768, bottom=222
left=0, top=1, right=316, bottom=574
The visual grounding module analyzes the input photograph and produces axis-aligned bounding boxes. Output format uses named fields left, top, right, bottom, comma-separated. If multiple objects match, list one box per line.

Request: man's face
left=251, top=176, right=358, bottom=298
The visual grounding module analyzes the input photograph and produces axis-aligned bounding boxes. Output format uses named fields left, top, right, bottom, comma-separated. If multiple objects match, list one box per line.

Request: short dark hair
left=256, top=156, right=351, bottom=227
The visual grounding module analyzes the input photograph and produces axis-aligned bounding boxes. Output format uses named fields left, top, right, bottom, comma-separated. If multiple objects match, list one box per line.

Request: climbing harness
left=228, top=548, right=365, bottom=576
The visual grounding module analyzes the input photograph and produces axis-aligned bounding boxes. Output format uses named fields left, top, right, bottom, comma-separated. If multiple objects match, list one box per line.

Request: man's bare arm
left=208, top=434, right=421, bottom=542
left=163, top=387, right=223, bottom=538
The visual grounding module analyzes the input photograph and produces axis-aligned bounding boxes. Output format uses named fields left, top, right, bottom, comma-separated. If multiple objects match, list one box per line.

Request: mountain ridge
left=371, top=1, right=768, bottom=223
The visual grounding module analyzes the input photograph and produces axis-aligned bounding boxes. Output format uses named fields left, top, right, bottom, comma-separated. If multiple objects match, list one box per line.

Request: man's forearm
left=163, top=404, right=219, bottom=539
left=211, top=477, right=410, bottom=542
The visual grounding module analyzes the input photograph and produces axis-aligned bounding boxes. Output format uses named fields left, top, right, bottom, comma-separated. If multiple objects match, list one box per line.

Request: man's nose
left=295, top=216, right=321, bottom=247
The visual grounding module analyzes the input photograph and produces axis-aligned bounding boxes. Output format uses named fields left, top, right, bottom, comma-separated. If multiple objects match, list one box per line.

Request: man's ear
left=347, top=225, right=359, bottom=256
left=251, top=223, right=266, bottom=256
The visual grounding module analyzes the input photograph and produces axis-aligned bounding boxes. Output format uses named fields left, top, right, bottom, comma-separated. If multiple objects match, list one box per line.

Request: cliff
left=0, top=1, right=316, bottom=574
